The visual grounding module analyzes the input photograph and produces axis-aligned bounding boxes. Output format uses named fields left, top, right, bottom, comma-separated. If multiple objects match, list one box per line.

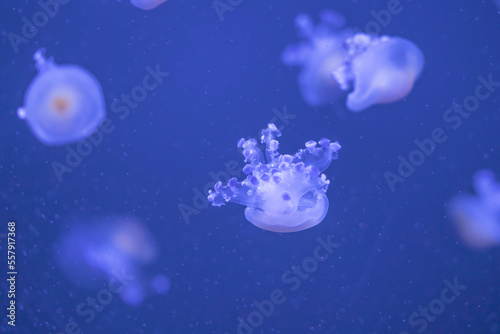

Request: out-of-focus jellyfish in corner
left=54, top=216, right=170, bottom=306
left=447, top=170, right=500, bottom=249
left=17, top=48, right=106, bottom=146
left=282, top=10, right=353, bottom=107
left=130, top=0, right=167, bottom=10
left=332, top=33, right=424, bottom=112
left=208, top=123, right=341, bottom=233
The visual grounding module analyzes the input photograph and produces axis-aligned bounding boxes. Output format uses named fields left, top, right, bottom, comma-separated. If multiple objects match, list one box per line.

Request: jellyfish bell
left=333, top=34, right=424, bottom=112
left=447, top=170, right=500, bottom=249
left=447, top=195, right=500, bottom=249
left=19, top=49, right=106, bottom=146
left=245, top=188, right=329, bottom=233
left=130, top=0, right=167, bottom=10
left=111, top=218, right=158, bottom=264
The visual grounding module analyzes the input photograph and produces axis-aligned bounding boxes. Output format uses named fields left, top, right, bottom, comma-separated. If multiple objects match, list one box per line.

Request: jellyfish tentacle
left=319, top=9, right=345, bottom=29
left=33, top=48, right=55, bottom=73
left=239, top=138, right=264, bottom=166
left=261, top=123, right=281, bottom=164
left=282, top=11, right=353, bottom=107
left=294, top=138, right=341, bottom=172
left=295, top=13, right=315, bottom=39
left=474, top=170, right=500, bottom=209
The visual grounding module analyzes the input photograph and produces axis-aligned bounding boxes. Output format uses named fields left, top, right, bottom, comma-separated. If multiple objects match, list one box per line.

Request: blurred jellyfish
left=447, top=170, right=500, bottom=249
left=151, top=274, right=171, bottom=294
left=282, top=10, right=353, bottom=107
left=17, top=49, right=106, bottom=146
left=130, top=0, right=167, bottom=10
left=332, top=33, right=424, bottom=112
left=208, top=123, right=341, bottom=233
left=54, top=216, right=170, bottom=305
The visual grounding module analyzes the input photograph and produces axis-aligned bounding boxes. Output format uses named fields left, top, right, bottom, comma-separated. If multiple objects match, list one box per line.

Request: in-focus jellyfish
left=130, top=0, right=167, bottom=10
left=54, top=216, right=170, bottom=305
left=17, top=49, right=106, bottom=146
left=208, top=124, right=341, bottom=233
left=282, top=10, right=353, bottom=107
left=332, top=33, right=424, bottom=112
left=447, top=170, right=500, bottom=249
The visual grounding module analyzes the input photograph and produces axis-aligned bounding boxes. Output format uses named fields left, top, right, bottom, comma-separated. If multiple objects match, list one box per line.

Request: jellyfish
left=208, top=124, right=341, bottom=233
left=332, top=33, right=424, bottom=112
left=447, top=170, right=500, bottom=249
left=281, top=10, right=353, bottom=107
left=130, top=0, right=167, bottom=10
left=17, top=49, right=106, bottom=146
left=54, top=216, right=170, bottom=305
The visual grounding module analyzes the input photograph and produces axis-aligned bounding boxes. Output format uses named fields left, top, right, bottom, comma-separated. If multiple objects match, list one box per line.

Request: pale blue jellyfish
left=447, top=170, right=500, bottom=249
left=282, top=10, right=353, bottom=107
left=332, top=33, right=424, bottom=112
left=54, top=216, right=170, bottom=305
left=130, top=0, right=167, bottom=10
left=208, top=124, right=341, bottom=233
left=17, top=49, right=105, bottom=146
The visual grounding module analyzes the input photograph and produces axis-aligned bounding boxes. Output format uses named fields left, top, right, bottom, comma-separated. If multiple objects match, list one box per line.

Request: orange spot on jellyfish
left=17, top=49, right=106, bottom=146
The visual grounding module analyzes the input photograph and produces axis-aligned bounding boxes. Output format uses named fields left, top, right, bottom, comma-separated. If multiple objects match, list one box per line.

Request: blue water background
left=0, top=0, right=500, bottom=333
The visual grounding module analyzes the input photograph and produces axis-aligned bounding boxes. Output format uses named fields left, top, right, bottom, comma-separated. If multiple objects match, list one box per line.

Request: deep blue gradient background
left=1, top=0, right=500, bottom=333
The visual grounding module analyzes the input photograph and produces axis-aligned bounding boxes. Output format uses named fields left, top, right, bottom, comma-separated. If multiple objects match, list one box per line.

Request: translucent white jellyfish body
left=18, top=49, right=106, bottom=146
left=447, top=170, right=500, bottom=249
left=130, top=0, right=167, bottom=10
left=333, top=33, right=424, bottom=112
left=282, top=10, right=353, bottom=107
left=208, top=124, right=341, bottom=233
